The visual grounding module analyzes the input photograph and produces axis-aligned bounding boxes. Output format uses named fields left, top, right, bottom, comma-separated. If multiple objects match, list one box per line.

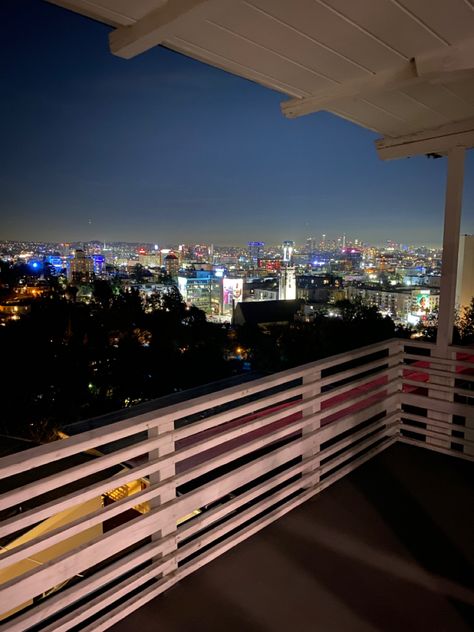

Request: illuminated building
left=138, top=253, right=161, bottom=267
left=178, top=271, right=222, bottom=315
left=248, top=241, right=264, bottom=265
left=164, top=252, right=180, bottom=280
left=346, top=285, right=439, bottom=324
left=92, top=254, right=105, bottom=276
left=456, top=234, right=474, bottom=311
left=279, top=266, right=296, bottom=300
left=222, top=277, right=243, bottom=315
left=45, top=255, right=64, bottom=272
left=338, top=248, right=362, bottom=271
left=67, top=249, right=94, bottom=284
left=257, top=259, right=281, bottom=272
left=282, top=240, right=294, bottom=264
left=297, top=275, right=343, bottom=303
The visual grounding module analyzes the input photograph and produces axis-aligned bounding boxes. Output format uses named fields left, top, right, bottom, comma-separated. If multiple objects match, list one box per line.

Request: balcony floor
left=111, top=443, right=474, bottom=632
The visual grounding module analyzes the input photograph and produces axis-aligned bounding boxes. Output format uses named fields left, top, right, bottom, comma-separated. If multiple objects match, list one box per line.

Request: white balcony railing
left=0, top=338, right=472, bottom=631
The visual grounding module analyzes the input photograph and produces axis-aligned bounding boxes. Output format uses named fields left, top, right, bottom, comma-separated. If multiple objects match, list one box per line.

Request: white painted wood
left=1, top=356, right=399, bottom=572
left=281, top=61, right=418, bottom=118
left=322, top=0, right=446, bottom=57
left=402, top=377, right=473, bottom=398
left=249, top=0, right=403, bottom=72
left=302, top=369, right=321, bottom=488
left=40, top=555, right=173, bottom=632
left=2, top=539, right=169, bottom=632
left=46, top=0, right=134, bottom=26
left=0, top=455, right=164, bottom=539
left=395, top=0, right=474, bottom=46
left=416, top=37, right=474, bottom=77
left=2, top=388, right=399, bottom=580
left=174, top=386, right=310, bottom=442
left=402, top=392, right=473, bottom=418
left=3, top=338, right=451, bottom=628
left=78, top=437, right=397, bottom=632
left=437, top=147, right=466, bottom=351
left=109, top=0, right=215, bottom=58
left=0, top=394, right=398, bottom=614
left=46, top=0, right=166, bottom=26
left=319, top=350, right=402, bottom=388
left=320, top=376, right=399, bottom=421
left=0, top=433, right=167, bottom=512
left=401, top=422, right=473, bottom=448
left=400, top=412, right=464, bottom=434
left=149, top=418, right=177, bottom=575
left=0, top=409, right=166, bottom=481
left=402, top=352, right=474, bottom=370
left=376, top=118, right=474, bottom=159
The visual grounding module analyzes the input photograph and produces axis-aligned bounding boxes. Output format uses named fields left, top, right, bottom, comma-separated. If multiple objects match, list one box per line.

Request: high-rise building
left=178, top=271, right=222, bottom=316
left=92, top=254, right=105, bottom=276
left=456, top=234, right=474, bottom=311
left=164, top=253, right=180, bottom=281
left=248, top=241, right=264, bottom=265
left=67, top=249, right=94, bottom=284
left=279, top=266, right=296, bottom=300
left=282, top=240, right=294, bottom=264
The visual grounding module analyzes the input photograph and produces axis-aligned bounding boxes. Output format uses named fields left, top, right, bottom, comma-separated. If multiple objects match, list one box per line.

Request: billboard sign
left=223, top=278, right=243, bottom=306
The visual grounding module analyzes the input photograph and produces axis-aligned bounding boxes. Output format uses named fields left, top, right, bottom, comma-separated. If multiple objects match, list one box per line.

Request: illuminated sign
left=223, top=278, right=243, bottom=305
left=415, top=290, right=431, bottom=313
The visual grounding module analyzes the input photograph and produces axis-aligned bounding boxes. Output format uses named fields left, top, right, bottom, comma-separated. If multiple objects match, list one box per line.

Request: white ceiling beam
left=281, top=61, right=419, bottom=119
left=375, top=117, right=474, bottom=160
left=109, top=0, right=213, bottom=59
left=415, top=37, right=474, bottom=78
left=281, top=37, right=474, bottom=119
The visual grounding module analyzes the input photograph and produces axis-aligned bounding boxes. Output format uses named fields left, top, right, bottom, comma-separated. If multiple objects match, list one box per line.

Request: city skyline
left=1, top=1, right=474, bottom=246
left=0, top=235, right=446, bottom=250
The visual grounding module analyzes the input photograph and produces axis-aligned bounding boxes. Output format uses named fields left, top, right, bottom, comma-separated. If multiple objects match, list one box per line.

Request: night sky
left=1, top=0, right=473, bottom=246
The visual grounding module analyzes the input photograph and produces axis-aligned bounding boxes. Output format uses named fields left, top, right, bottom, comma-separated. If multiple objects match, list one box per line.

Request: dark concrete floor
left=111, top=443, right=474, bottom=632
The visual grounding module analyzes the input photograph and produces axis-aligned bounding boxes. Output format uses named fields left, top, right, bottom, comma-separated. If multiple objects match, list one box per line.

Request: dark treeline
left=1, top=284, right=232, bottom=441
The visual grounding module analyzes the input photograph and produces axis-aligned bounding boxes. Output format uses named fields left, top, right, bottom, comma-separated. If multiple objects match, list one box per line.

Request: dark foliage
left=0, top=287, right=233, bottom=440
left=234, top=298, right=395, bottom=373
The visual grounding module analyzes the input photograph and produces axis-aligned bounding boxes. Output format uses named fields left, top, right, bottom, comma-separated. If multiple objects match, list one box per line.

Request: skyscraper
left=248, top=241, right=264, bottom=265
left=164, top=253, right=180, bottom=281
left=282, top=240, right=294, bottom=264
left=67, top=249, right=94, bottom=284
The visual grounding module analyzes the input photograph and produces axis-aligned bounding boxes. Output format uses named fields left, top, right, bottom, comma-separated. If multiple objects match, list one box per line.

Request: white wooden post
left=148, top=419, right=177, bottom=574
left=429, top=147, right=465, bottom=449
left=302, top=369, right=321, bottom=488
left=437, top=146, right=465, bottom=353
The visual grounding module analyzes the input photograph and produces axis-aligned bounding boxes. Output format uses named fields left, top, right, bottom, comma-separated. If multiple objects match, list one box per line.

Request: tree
left=92, top=279, right=114, bottom=309
left=458, top=298, right=474, bottom=344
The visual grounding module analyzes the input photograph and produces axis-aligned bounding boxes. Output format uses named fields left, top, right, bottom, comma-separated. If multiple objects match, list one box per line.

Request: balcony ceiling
left=48, top=0, right=474, bottom=138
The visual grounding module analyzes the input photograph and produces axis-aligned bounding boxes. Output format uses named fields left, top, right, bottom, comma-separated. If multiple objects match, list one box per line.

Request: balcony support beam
left=281, top=37, right=474, bottom=120
left=437, top=146, right=466, bottom=353
left=375, top=117, right=474, bottom=160
left=109, top=0, right=212, bottom=59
